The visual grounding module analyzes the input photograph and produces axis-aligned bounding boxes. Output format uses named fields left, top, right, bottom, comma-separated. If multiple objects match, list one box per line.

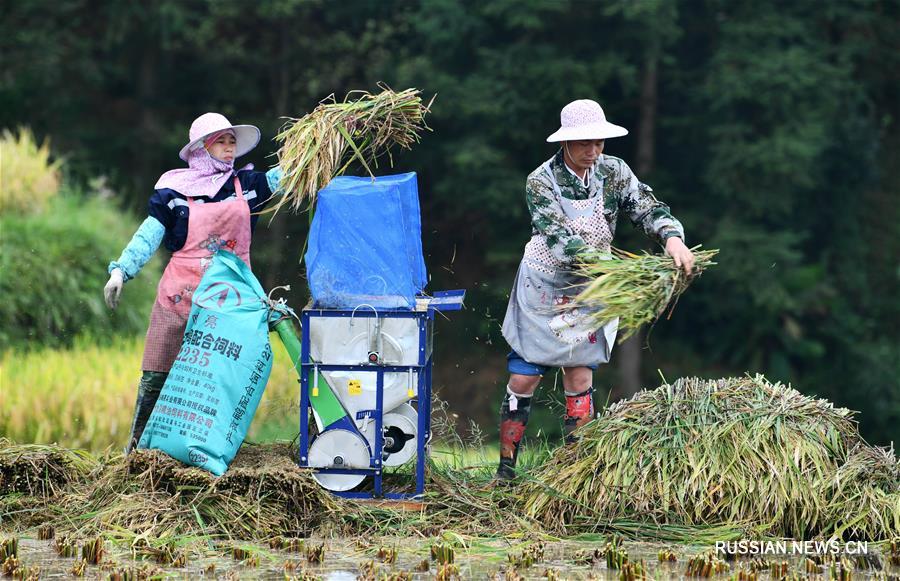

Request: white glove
left=104, top=268, right=125, bottom=310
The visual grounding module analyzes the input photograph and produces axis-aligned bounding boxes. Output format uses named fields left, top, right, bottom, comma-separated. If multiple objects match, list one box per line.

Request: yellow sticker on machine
left=348, top=379, right=362, bottom=395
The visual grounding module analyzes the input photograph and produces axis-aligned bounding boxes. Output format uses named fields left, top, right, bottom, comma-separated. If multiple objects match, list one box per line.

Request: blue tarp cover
left=306, top=172, right=427, bottom=308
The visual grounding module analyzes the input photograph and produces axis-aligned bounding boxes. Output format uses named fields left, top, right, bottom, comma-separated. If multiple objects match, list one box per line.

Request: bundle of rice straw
left=523, top=375, right=900, bottom=541
left=271, top=85, right=433, bottom=214
left=572, top=247, right=718, bottom=341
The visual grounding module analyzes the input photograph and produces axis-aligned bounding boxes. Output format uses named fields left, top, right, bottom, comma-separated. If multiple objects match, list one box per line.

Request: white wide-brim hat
left=546, top=99, right=628, bottom=143
left=178, top=112, right=261, bottom=161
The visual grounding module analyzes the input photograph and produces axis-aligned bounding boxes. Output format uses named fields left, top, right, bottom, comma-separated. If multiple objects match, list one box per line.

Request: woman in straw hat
left=496, top=99, right=695, bottom=480
left=103, top=112, right=284, bottom=453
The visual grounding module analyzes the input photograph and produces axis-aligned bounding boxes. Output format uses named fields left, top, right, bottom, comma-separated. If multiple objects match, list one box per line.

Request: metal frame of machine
left=297, top=290, right=464, bottom=499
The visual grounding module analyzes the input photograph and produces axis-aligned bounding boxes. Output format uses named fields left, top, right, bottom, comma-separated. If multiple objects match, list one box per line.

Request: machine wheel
left=382, top=403, right=418, bottom=467
left=308, top=429, right=371, bottom=491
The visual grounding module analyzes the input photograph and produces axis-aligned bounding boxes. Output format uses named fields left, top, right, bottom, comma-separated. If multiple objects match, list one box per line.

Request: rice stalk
left=685, top=552, right=729, bottom=577
left=430, top=542, right=455, bottom=564
left=1, top=555, right=40, bottom=580
left=105, top=563, right=164, bottom=580
left=829, top=558, right=854, bottom=581
left=376, top=545, right=398, bottom=563
left=68, top=558, right=86, bottom=577
left=53, top=536, right=78, bottom=558
left=142, top=539, right=187, bottom=566
left=434, top=563, right=460, bottom=580
left=572, top=246, right=718, bottom=341
left=305, top=542, right=324, bottom=563
left=271, top=85, right=433, bottom=214
left=604, top=538, right=628, bottom=569
left=0, top=537, right=17, bottom=560
left=889, top=539, right=900, bottom=566
left=81, top=536, right=104, bottom=564
left=358, top=558, right=377, bottom=579
left=270, top=536, right=305, bottom=552
left=36, top=525, right=54, bottom=540
left=658, top=549, right=677, bottom=562
left=619, top=559, right=649, bottom=581
left=507, top=542, right=543, bottom=568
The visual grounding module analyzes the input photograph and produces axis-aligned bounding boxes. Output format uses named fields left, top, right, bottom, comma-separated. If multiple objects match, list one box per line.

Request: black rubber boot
left=495, top=388, right=532, bottom=481
left=564, top=387, right=594, bottom=444
left=126, top=371, right=168, bottom=454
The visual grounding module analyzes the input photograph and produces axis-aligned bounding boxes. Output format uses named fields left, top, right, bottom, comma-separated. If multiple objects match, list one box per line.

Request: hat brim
left=179, top=125, right=261, bottom=161
left=546, top=122, right=628, bottom=143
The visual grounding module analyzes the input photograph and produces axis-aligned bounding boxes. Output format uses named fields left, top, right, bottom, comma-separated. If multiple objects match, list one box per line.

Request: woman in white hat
left=102, top=112, right=285, bottom=452
left=496, top=99, right=695, bottom=480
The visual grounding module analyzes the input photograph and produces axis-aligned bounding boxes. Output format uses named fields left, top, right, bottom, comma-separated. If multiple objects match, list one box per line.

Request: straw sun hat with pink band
left=546, top=99, right=628, bottom=143
left=178, top=112, right=261, bottom=161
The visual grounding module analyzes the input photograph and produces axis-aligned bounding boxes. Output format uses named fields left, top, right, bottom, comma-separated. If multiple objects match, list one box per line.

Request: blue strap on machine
left=305, top=172, right=427, bottom=309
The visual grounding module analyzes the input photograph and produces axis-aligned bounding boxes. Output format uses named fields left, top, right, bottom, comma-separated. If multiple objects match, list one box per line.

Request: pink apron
left=142, top=177, right=252, bottom=372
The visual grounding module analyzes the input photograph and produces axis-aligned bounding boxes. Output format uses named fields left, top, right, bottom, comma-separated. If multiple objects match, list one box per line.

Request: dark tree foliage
left=1, top=0, right=897, bottom=443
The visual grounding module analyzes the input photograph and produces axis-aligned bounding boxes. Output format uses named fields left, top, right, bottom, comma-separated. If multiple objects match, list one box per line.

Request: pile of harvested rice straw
left=271, top=85, right=432, bottom=214
left=523, top=375, right=899, bottom=540
left=1, top=443, right=339, bottom=541
left=0, top=440, right=529, bottom=543
left=573, top=247, right=718, bottom=341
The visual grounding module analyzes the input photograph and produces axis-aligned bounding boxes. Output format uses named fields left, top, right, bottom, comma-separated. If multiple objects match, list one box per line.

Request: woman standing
left=497, top=99, right=695, bottom=480
left=103, top=112, right=283, bottom=452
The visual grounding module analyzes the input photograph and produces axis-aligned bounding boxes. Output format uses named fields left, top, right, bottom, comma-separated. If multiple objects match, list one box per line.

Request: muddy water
left=6, top=535, right=898, bottom=579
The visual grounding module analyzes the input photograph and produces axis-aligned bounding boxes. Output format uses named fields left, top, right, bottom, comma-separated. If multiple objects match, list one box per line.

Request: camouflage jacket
left=525, top=150, right=684, bottom=265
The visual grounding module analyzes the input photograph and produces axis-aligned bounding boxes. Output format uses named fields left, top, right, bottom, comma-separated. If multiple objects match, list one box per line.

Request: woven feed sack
left=138, top=250, right=273, bottom=476
left=305, top=172, right=427, bottom=308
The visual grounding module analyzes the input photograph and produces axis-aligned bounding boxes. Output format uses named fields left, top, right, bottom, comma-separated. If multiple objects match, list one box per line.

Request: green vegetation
left=0, top=194, right=161, bottom=350
left=0, top=126, right=161, bottom=350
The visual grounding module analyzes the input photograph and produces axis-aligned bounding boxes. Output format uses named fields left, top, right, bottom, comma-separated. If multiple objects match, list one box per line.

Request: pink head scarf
left=154, top=141, right=253, bottom=198
left=156, top=113, right=261, bottom=198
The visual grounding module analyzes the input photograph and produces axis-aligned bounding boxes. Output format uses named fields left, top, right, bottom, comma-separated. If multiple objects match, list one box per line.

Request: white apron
left=501, top=158, right=619, bottom=368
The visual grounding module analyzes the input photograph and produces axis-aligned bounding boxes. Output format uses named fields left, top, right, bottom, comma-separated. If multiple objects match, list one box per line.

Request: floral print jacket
left=525, top=150, right=684, bottom=265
